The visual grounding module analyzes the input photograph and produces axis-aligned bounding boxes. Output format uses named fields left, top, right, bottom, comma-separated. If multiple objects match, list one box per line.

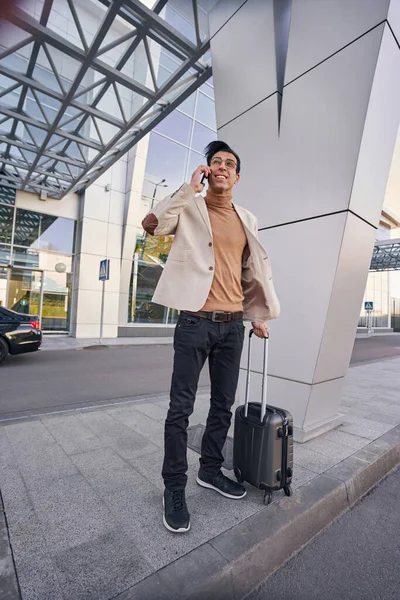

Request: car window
left=0, top=307, right=16, bottom=322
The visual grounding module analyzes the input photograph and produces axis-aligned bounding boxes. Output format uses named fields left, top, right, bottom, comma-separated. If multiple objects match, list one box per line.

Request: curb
left=115, top=424, right=400, bottom=600
left=0, top=492, right=20, bottom=600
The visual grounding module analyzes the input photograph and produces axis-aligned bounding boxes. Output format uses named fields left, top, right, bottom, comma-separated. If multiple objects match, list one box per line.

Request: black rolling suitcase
left=233, top=329, right=294, bottom=504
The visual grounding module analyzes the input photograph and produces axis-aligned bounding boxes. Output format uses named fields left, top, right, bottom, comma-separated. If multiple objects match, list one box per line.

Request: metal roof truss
left=0, top=0, right=212, bottom=199
left=370, top=239, right=400, bottom=271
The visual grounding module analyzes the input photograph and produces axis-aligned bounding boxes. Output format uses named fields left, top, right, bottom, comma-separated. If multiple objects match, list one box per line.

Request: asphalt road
left=248, top=466, right=400, bottom=600
left=1, top=334, right=400, bottom=420
left=351, top=333, right=400, bottom=365
left=0, top=344, right=210, bottom=420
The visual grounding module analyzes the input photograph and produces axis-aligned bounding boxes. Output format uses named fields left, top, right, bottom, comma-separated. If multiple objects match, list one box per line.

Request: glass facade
left=358, top=271, right=391, bottom=329
left=0, top=187, right=76, bottom=332
left=128, top=5, right=216, bottom=325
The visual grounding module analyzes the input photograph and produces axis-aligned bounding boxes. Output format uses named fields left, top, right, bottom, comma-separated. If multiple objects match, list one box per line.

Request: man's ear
left=234, top=173, right=241, bottom=185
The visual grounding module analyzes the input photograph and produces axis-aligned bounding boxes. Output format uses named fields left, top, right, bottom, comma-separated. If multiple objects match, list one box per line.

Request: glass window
left=0, top=204, right=14, bottom=244
left=191, top=121, right=216, bottom=153
left=0, top=266, right=7, bottom=307
left=157, top=65, right=171, bottom=88
left=159, top=51, right=181, bottom=73
left=200, top=81, right=215, bottom=100
left=14, top=209, right=75, bottom=253
left=186, top=150, right=204, bottom=181
left=164, top=5, right=197, bottom=45
left=128, top=259, right=178, bottom=324
left=135, top=234, right=173, bottom=265
left=12, top=247, right=40, bottom=268
left=178, top=93, right=196, bottom=117
left=195, top=92, right=216, bottom=130
left=41, top=271, right=72, bottom=332
left=145, top=133, right=188, bottom=199
left=0, top=244, right=11, bottom=265
left=154, top=110, right=192, bottom=146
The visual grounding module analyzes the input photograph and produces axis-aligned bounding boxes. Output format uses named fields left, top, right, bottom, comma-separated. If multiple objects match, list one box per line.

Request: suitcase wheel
left=263, top=491, right=273, bottom=505
left=284, top=485, right=293, bottom=497
left=234, top=468, right=244, bottom=484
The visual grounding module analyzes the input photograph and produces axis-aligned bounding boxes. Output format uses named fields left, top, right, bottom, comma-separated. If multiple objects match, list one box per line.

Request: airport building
left=1, top=0, right=400, bottom=340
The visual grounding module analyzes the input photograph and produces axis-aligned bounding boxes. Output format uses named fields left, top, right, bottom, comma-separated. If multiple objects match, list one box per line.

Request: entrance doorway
left=7, top=268, right=42, bottom=319
left=6, top=267, right=71, bottom=333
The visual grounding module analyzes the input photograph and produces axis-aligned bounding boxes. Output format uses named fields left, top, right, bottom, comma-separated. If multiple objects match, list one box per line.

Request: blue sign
left=364, top=301, right=374, bottom=311
left=99, top=259, right=110, bottom=281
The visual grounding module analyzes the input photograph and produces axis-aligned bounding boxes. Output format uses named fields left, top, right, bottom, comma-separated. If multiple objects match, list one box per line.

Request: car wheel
left=0, top=337, right=9, bottom=364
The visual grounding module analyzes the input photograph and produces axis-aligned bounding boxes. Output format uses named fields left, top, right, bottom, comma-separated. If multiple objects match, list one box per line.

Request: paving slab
left=1, top=357, right=400, bottom=599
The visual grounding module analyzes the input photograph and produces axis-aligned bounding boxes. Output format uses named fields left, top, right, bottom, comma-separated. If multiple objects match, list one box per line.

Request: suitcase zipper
left=275, top=410, right=288, bottom=488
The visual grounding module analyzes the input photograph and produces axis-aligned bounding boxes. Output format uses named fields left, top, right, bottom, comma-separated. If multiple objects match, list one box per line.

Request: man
left=142, top=141, right=280, bottom=533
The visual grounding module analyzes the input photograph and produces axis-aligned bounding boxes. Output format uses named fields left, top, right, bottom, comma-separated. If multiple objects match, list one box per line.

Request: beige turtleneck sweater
left=201, top=189, right=248, bottom=313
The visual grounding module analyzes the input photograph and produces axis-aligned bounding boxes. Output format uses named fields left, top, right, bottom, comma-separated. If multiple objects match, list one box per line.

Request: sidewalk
left=1, top=358, right=400, bottom=600
left=41, top=336, right=174, bottom=351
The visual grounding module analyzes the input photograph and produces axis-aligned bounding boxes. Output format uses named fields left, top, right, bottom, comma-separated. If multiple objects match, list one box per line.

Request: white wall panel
left=103, top=291, right=120, bottom=324
left=108, top=191, right=126, bottom=227
left=16, top=190, right=80, bottom=220
left=74, top=253, right=103, bottom=292
left=76, top=289, right=102, bottom=324
left=209, top=0, right=250, bottom=38
left=219, top=94, right=278, bottom=223
left=220, top=25, right=384, bottom=228
left=303, top=377, right=345, bottom=430
left=388, top=0, right=400, bottom=40
left=80, top=218, right=108, bottom=256
left=106, top=224, right=123, bottom=260
left=211, top=0, right=400, bottom=441
left=314, top=215, right=377, bottom=383
left=210, top=0, right=276, bottom=128
left=111, top=159, right=128, bottom=194
left=349, top=26, right=400, bottom=226
left=258, top=213, right=348, bottom=384
left=83, top=184, right=110, bottom=222
left=285, top=0, right=390, bottom=83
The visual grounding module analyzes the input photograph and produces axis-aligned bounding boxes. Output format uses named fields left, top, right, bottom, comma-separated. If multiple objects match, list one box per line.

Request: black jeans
left=162, top=313, right=245, bottom=490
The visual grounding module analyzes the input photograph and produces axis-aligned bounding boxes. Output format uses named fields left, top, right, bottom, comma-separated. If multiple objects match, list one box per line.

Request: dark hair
left=204, top=140, right=241, bottom=173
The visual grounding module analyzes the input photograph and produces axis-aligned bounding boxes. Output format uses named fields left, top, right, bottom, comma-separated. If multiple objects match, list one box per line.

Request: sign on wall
left=99, top=259, right=110, bottom=281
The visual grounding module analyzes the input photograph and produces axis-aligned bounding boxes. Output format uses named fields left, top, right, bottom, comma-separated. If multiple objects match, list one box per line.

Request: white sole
left=196, top=476, right=247, bottom=499
left=162, top=498, right=190, bottom=533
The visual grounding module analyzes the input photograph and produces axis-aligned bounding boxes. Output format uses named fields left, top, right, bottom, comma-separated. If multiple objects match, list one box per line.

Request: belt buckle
left=211, top=311, right=225, bottom=322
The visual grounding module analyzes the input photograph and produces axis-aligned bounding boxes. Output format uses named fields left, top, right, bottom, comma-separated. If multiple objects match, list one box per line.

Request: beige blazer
left=142, top=183, right=280, bottom=322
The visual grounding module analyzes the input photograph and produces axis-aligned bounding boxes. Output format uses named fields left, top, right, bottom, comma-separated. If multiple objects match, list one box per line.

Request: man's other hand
left=252, top=321, right=269, bottom=339
left=190, top=165, right=211, bottom=193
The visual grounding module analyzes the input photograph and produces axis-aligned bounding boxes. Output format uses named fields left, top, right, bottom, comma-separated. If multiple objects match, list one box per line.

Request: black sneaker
left=163, top=488, right=190, bottom=533
left=196, top=468, right=247, bottom=499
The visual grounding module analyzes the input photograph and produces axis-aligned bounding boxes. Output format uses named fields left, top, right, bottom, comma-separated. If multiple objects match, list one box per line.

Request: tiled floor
left=1, top=357, right=400, bottom=599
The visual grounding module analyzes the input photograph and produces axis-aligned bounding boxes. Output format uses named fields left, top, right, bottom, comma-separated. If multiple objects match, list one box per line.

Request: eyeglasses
left=210, top=156, right=237, bottom=171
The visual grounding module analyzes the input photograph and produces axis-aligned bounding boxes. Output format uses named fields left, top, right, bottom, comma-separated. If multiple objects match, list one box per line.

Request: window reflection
left=0, top=266, right=6, bottom=307
left=164, top=5, right=197, bottom=45
left=191, top=121, right=215, bottom=153
left=178, top=95, right=196, bottom=117
left=0, top=205, right=14, bottom=244
left=186, top=150, right=204, bottom=181
left=196, top=92, right=216, bottom=130
left=145, top=133, right=188, bottom=198
left=154, top=111, right=193, bottom=146
left=0, top=186, right=15, bottom=206
left=14, top=209, right=75, bottom=253
left=135, top=234, right=173, bottom=265
left=128, top=257, right=179, bottom=325
left=0, top=244, right=11, bottom=265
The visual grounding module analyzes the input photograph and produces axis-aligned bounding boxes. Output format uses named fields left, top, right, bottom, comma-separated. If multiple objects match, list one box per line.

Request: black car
left=0, top=306, right=42, bottom=364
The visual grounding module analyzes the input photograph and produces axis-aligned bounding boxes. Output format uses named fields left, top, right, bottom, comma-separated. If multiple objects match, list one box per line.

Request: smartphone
left=201, top=173, right=207, bottom=184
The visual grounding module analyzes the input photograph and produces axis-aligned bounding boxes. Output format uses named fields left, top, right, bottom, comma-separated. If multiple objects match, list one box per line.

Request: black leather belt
left=183, top=310, right=243, bottom=322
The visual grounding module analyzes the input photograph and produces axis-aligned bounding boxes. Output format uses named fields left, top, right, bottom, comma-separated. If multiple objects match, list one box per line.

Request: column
left=209, top=0, right=400, bottom=441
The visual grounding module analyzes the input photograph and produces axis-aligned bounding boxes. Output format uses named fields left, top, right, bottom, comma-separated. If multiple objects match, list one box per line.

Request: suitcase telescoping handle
left=244, top=329, right=269, bottom=422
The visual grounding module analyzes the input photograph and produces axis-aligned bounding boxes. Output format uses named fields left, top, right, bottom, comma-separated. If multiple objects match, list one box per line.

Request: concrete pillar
left=210, top=0, right=400, bottom=441
left=71, top=157, right=126, bottom=339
